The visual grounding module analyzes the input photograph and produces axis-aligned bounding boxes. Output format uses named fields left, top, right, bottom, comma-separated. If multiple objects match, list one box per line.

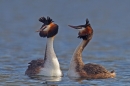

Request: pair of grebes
left=25, top=16, right=116, bottom=79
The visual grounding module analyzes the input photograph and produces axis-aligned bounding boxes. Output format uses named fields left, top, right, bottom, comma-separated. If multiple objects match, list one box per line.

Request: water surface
left=0, top=0, right=130, bottom=85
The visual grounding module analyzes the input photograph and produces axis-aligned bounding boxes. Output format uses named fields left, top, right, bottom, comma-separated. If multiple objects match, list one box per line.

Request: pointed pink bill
left=68, top=25, right=81, bottom=29
left=36, top=25, right=47, bottom=32
left=36, top=29, right=43, bottom=32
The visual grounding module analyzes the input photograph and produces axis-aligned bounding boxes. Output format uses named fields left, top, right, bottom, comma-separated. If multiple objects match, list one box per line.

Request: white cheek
left=78, top=27, right=85, bottom=32
left=44, top=25, right=50, bottom=31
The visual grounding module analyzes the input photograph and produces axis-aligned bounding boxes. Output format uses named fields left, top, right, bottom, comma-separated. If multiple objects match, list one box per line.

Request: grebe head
left=68, top=19, right=93, bottom=40
left=36, top=16, right=58, bottom=38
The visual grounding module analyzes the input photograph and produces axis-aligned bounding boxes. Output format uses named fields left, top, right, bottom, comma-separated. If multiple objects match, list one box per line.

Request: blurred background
left=0, top=0, right=130, bottom=85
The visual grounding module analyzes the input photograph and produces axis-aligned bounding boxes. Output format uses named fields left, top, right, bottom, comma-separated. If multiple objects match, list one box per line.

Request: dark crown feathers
left=85, top=18, right=90, bottom=26
left=39, top=16, right=53, bottom=25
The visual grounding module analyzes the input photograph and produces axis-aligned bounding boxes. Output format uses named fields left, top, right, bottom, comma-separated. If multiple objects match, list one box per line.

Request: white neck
left=45, top=37, right=56, bottom=59
left=44, top=36, right=59, bottom=68
left=38, top=36, right=62, bottom=76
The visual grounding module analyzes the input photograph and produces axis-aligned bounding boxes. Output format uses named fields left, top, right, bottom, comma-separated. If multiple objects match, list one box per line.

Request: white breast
left=37, top=37, right=62, bottom=76
left=67, top=60, right=80, bottom=78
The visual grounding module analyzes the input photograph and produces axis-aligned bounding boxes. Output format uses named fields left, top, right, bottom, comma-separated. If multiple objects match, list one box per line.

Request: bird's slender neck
left=44, top=36, right=57, bottom=60
left=70, top=39, right=91, bottom=72
left=43, top=36, right=61, bottom=71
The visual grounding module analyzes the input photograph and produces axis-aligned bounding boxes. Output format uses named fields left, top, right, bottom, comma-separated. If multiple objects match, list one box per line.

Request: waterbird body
left=25, top=16, right=62, bottom=77
left=67, top=19, right=116, bottom=79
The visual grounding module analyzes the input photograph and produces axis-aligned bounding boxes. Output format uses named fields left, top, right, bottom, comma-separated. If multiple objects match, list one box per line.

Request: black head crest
left=39, top=17, right=46, bottom=23
left=39, top=16, right=53, bottom=25
left=85, top=18, right=90, bottom=26
left=46, top=16, right=54, bottom=25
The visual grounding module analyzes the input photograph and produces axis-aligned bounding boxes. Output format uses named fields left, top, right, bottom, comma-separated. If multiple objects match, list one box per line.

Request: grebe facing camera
left=25, top=16, right=62, bottom=77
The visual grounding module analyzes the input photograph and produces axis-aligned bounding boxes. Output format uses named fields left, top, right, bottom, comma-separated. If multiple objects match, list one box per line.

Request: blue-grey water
left=0, top=0, right=130, bottom=86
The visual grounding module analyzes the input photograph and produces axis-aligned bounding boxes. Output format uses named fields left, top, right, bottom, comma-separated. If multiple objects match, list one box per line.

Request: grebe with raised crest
left=25, top=16, right=62, bottom=77
left=67, top=19, right=116, bottom=79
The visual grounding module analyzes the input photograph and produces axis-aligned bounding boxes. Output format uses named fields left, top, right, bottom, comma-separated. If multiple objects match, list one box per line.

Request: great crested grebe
left=25, top=16, right=62, bottom=76
left=67, top=19, right=116, bottom=79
